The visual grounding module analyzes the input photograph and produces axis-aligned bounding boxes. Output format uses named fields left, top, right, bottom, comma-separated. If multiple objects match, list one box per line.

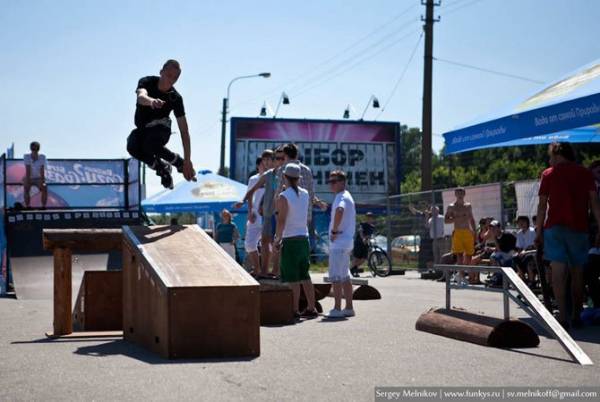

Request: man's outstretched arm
left=176, top=116, right=195, bottom=181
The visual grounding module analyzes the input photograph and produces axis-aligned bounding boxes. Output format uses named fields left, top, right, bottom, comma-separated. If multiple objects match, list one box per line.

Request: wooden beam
left=43, top=229, right=122, bottom=253
left=53, top=247, right=72, bottom=336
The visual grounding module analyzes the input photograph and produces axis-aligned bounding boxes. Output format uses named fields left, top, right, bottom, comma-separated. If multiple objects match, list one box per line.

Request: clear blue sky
left=2, top=0, right=599, bottom=196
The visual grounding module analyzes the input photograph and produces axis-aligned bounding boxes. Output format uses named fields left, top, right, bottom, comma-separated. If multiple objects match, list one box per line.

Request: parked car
left=391, top=235, right=420, bottom=264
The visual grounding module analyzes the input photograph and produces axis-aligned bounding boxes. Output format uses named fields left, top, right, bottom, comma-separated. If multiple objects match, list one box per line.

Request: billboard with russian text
left=230, top=117, right=401, bottom=203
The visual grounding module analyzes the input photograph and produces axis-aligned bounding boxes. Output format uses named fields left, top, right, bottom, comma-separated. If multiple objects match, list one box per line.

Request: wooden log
left=416, top=308, right=539, bottom=348
left=352, top=284, right=381, bottom=300
left=53, top=247, right=72, bottom=336
left=43, top=229, right=122, bottom=253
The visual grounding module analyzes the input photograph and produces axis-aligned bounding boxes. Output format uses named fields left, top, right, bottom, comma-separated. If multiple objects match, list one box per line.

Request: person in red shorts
left=536, top=142, right=600, bottom=329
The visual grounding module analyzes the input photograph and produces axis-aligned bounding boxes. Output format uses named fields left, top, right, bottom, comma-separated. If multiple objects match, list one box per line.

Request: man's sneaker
left=300, top=309, right=319, bottom=319
left=341, top=308, right=355, bottom=317
left=170, top=154, right=185, bottom=174
left=350, top=267, right=360, bottom=278
left=326, top=309, right=346, bottom=319
left=155, top=161, right=174, bottom=190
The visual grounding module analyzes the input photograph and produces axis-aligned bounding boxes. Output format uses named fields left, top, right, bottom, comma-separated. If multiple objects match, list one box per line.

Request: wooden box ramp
left=259, top=282, right=294, bottom=325
left=122, top=225, right=260, bottom=359
left=73, top=271, right=123, bottom=331
left=416, top=308, right=539, bottom=348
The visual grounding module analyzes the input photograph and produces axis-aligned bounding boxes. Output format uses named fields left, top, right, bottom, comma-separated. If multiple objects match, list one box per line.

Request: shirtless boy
left=445, top=188, right=477, bottom=285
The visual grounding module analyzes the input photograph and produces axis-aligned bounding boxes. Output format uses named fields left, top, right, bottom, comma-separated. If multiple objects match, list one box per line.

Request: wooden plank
left=46, top=331, right=123, bottom=339
left=53, top=248, right=72, bottom=336
left=123, top=225, right=258, bottom=288
left=44, top=229, right=122, bottom=252
left=501, top=267, right=593, bottom=366
left=323, top=276, right=369, bottom=286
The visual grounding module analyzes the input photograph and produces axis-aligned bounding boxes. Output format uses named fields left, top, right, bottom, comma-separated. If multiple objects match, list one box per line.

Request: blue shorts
left=544, top=226, right=589, bottom=267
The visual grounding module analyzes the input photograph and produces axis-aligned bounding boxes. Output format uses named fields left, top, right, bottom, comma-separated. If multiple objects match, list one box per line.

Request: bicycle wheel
left=368, top=248, right=392, bottom=277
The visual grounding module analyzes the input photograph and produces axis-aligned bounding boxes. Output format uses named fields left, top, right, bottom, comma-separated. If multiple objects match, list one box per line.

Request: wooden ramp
left=122, top=225, right=260, bottom=359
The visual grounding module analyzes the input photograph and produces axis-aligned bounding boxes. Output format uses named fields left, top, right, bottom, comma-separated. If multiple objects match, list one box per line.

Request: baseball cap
left=283, top=163, right=301, bottom=178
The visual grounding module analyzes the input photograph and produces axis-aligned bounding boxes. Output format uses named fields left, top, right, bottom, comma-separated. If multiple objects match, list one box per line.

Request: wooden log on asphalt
left=415, top=308, right=539, bottom=348
left=352, top=284, right=382, bottom=300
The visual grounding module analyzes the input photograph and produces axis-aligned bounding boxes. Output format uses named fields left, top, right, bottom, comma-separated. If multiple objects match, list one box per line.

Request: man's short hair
left=329, top=170, right=347, bottom=182
left=549, top=142, right=575, bottom=162
left=255, top=157, right=262, bottom=167
left=274, top=145, right=285, bottom=153
left=283, top=143, right=299, bottom=159
left=454, top=187, right=465, bottom=194
left=261, top=149, right=274, bottom=159
left=516, top=215, right=530, bottom=226
left=162, top=59, right=181, bottom=71
left=30, top=141, right=40, bottom=151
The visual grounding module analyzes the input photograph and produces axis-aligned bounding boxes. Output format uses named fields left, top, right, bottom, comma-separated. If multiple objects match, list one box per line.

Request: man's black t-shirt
left=496, top=232, right=517, bottom=253
left=355, top=222, right=375, bottom=242
left=134, top=76, right=185, bottom=128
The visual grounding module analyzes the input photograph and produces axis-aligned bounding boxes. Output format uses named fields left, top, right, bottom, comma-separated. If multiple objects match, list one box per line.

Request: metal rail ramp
left=435, top=264, right=593, bottom=366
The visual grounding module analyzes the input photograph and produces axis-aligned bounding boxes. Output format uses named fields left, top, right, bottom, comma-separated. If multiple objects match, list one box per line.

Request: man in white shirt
left=23, top=141, right=48, bottom=209
left=326, top=170, right=356, bottom=318
left=245, top=156, right=267, bottom=277
left=515, top=215, right=537, bottom=284
left=426, top=206, right=446, bottom=264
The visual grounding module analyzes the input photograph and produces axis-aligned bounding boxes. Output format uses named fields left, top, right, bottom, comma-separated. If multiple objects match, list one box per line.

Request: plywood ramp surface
left=122, top=225, right=257, bottom=288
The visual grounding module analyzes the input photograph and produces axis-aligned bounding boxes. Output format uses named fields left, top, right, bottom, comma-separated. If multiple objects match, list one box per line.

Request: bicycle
left=366, top=237, right=392, bottom=277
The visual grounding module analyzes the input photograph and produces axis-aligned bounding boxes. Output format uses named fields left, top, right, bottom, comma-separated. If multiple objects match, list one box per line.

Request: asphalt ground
left=1, top=271, right=599, bottom=401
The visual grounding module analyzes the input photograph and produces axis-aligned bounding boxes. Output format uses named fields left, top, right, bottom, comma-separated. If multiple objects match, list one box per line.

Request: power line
left=434, top=57, right=545, bottom=84
left=444, top=0, right=486, bottom=16
left=375, top=32, right=424, bottom=120
left=293, top=28, right=422, bottom=99
left=230, top=5, right=421, bottom=112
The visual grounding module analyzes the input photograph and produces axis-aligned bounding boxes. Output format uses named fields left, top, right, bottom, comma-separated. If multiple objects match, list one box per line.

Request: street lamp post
left=219, top=72, right=271, bottom=176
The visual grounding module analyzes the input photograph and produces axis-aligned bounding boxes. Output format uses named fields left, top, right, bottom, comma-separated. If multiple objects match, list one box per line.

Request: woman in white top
left=274, top=164, right=318, bottom=319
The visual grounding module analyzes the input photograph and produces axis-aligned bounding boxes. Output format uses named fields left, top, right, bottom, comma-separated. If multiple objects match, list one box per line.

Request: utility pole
left=421, top=0, right=440, bottom=191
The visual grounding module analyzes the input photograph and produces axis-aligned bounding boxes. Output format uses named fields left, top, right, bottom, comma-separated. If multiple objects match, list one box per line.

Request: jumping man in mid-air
left=127, top=59, right=195, bottom=189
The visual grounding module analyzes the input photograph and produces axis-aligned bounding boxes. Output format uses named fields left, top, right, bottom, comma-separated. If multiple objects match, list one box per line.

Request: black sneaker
left=300, top=309, right=319, bottom=319
left=155, top=161, right=174, bottom=190
left=350, top=267, right=360, bottom=278
left=170, top=154, right=184, bottom=174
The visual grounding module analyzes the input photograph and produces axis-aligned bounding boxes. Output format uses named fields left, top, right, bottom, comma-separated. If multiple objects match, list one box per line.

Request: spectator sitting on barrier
left=350, top=212, right=376, bottom=278
left=471, top=217, right=495, bottom=265
left=486, top=220, right=517, bottom=287
left=536, top=142, right=600, bottom=329
left=274, top=163, right=318, bottom=319
left=214, top=209, right=240, bottom=260
left=513, top=216, right=537, bottom=285
left=23, top=141, right=48, bottom=209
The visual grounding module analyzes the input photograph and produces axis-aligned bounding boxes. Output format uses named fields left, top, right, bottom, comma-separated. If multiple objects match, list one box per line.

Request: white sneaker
left=342, top=309, right=355, bottom=317
left=326, top=309, right=346, bottom=318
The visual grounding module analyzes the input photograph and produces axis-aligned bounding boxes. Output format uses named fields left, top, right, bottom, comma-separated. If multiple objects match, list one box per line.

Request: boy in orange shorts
left=445, top=188, right=477, bottom=285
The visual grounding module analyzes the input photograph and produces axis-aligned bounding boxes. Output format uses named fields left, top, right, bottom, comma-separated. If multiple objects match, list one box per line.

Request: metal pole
left=445, top=268, right=451, bottom=310
left=219, top=97, right=228, bottom=176
left=503, top=272, right=510, bottom=320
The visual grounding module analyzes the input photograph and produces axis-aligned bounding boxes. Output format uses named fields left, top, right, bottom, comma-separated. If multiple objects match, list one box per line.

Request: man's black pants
left=127, top=126, right=176, bottom=169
